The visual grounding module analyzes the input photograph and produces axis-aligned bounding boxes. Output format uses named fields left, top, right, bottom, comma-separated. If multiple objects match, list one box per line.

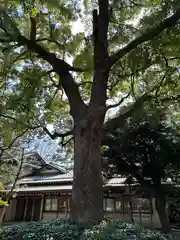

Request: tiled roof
left=104, top=177, right=128, bottom=186
left=47, top=162, right=67, bottom=173
left=13, top=178, right=130, bottom=193
left=18, top=173, right=129, bottom=187
left=22, top=152, right=67, bottom=173
left=18, top=170, right=73, bottom=184
left=11, top=180, right=174, bottom=193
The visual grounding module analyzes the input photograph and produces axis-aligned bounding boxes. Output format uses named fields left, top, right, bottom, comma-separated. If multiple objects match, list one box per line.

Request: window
left=103, top=197, right=152, bottom=214
left=58, top=199, right=66, bottom=212
left=115, top=200, right=122, bottom=212
left=123, top=196, right=131, bottom=213
left=103, top=198, right=115, bottom=212
left=44, top=199, right=51, bottom=211
left=103, top=198, right=123, bottom=212
left=44, top=198, right=58, bottom=212
left=51, top=199, right=58, bottom=211
left=131, top=198, right=152, bottom=213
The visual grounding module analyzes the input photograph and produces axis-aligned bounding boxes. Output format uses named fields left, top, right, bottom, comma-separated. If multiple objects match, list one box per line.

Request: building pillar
left=31, top=197, right=35, bottom=221
left=23, top=196, right=28, bottom=221
left=40, top=194, right=44, bottom=220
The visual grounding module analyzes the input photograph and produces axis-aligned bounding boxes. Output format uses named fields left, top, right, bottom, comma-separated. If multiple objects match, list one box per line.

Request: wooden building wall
left=104, top=198, right=161, bottom=228
left=4, top=199, right=17, bottom=221
left=4, top=195, right=162, bottom=229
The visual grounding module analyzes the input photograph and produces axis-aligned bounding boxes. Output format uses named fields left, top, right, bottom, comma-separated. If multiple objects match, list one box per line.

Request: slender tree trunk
left=71, top=111, right=105, bottom=225
left=155, top=193, right=171, bottom=233
left=0, top=149, right=24, bottom=226
left=0, top=207, right=6, bottom=226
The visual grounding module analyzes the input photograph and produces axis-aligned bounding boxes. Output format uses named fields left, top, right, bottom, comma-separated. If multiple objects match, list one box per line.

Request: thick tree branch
left=17, top=35, right=85, bottom=72
left=43, top=126, right=73, bottom=140
left=36, top=38, right=64, bottom=49
left=0, top=114, right=17, bottom=122
left=30, top=17, right=36, bottom=41
left=0, top=7, right=84, bottom=115
left=94, top=0, right=109, bottom=66
left=16, top=104, right=74, bottom=141
left=0, top=114, right=40, bottom=130
left=16, top=35, right=87, bottom=117
left=104, top=89, right=180, bottom=134
left=0, top=12, right=86, bottom=116
left=109, top=8, right=180, bottom=67
left=106, top=93, right=130, bottom=110
left=60, top=136, right=74, bottom=147
left=90, top=0, right=109, bottom=107
left=104, top=93, right=152, bottom=131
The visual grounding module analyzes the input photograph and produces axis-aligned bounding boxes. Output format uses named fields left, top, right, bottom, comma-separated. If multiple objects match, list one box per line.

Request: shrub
left=0, top=219, right=171, bottom=240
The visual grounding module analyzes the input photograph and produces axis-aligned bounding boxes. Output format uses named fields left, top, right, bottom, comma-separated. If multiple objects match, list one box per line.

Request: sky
left=72, top=19, right=84, bottom=34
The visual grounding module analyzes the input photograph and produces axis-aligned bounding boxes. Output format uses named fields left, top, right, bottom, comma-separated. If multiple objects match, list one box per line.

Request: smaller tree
left=0, top=148, right=25, bottom=226
left=103, top=116, right=180, bottom=233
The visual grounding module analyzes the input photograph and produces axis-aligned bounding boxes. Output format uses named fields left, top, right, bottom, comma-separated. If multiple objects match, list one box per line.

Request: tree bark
left=0, top=207, right=6, bottom=226
left=155, top=193, right=171, bottom=233
left=71, top=110, right=105, bottom=225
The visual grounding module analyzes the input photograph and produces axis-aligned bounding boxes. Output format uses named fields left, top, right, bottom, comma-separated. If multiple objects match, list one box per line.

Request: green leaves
left=0, top=219, right=170, bottom=240
left=103, top=106, right=180, bottom=186
left=3, top=49, right=12, bottom=69
left=3, top=131, right=13, bottom=147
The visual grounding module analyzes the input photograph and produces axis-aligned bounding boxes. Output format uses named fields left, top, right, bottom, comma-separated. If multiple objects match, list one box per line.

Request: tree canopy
left=0, top=0, right=180, bottom=146
left=103, top=111, right=180, bottom=183
left=1, top=0, right=180, bottom=223
left=102, top=110, right=180, bottom=232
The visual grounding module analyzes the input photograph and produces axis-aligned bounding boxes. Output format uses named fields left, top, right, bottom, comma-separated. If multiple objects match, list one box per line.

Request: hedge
left=0, top=219, right=171, bottom=240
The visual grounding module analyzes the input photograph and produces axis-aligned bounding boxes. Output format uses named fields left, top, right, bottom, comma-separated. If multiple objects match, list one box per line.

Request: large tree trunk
left=71, top=112, right=104, bottom=225
left=155, top=193, right=171, bottom=233
left=70, top=1, right=108, bottom=223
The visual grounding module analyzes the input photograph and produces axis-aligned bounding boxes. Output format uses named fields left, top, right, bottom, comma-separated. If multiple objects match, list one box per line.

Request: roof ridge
left=47, top=161, right=67, bottom=173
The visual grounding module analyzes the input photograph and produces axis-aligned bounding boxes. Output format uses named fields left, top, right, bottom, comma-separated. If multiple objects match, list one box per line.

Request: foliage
left=0, top=0, right=180, bottom=149
left=103, top=112, right=180, bottom=185
left=0, top=183, right=9, bottom=207
left=0, top=199, right=8, bottom=207
left=0, top=219, right=171, bottom=240
left=0, top=139, right=28, bottom=184
left=0, top=163, right=15, bottom=184
left=103, top=109, right=180, bottom=232
left=1, top=0, right=180, bottom=223
left=0, top=0, right=78, bottom=148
